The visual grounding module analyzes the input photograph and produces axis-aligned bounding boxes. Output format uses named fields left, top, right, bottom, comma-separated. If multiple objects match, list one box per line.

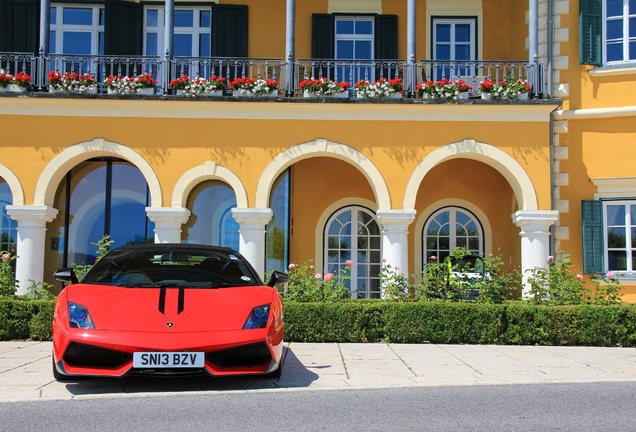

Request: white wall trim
left=0, top=164, right=25, bottom=206
left=171, top=161, right=248, bottom=208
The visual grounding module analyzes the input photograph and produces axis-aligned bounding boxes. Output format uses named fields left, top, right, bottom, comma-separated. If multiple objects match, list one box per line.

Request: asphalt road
left=1, top=382, right=635, bottom=432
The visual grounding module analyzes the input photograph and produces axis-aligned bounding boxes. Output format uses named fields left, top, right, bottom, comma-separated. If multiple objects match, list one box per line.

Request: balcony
left=0, top=51, right=546, bottom=100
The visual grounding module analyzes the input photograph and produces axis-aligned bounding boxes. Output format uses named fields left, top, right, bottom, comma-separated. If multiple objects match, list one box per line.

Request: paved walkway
left=1, top=341, right=635, bottom=402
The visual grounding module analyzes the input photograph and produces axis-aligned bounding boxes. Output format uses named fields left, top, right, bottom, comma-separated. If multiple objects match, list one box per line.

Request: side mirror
left=266, top=270, right=289, bottom=287
left=54, top=268, right=79, bottom=285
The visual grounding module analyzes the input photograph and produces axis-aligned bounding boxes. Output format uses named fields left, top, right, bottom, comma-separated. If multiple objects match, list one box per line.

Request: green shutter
left=580, top=0, right=602, bottom=65
left=105, top=0, right=142, bottom=56
left=0, top=0, right=39, bottom=54
left=582, top=200, right=604, bottom=274
left=311, top=14, right=334, bottom=59
left=212, top=4, right=248, bottom=57
left=374, top=15, right=398, bottom=60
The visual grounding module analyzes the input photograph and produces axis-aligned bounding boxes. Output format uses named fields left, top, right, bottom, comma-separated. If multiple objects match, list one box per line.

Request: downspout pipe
left=547, top=0, right=554, bottom=98
left=406, top=0, right=416, bottom=97
left=163, top=0, right=175, bottom=93
left=528, top=0, right=539, bottom=96
left=285, top=0, right=296, bottom=96
left=38, top=0, right=50, bottom=90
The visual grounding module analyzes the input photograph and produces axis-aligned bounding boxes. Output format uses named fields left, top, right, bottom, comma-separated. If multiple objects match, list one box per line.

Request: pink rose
left=576, top=274, right=583, bottom=280
left=430, top=255, right=437, bottom=261
left=488, top=253, right=493, bottom=257
left=315, top=273, right=322, bottom=279
left=288, top=263, right=296, bottom=270
left=345, top=260, right=353, bottom=266
left=548, top=256, right=554, bottom=261
left=309, top=265, right=314, bottom=270
left=606, top=272, right=615, bottom=279
left=382, top=258, right=388, bottom=263
left=324, top=273, right=334, bottom=282
left=1, top=253, right=9, bottom=261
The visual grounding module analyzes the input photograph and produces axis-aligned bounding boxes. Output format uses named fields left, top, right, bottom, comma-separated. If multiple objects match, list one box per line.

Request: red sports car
left=52, top=244, right=288, bottom=380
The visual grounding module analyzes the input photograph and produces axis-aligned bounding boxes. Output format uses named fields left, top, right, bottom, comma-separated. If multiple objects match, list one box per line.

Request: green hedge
left=2, top=298, right=636, bottom=346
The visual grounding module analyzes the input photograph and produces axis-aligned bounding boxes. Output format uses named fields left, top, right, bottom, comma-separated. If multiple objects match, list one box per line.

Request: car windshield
left=82, top=246, right=262, bottom=288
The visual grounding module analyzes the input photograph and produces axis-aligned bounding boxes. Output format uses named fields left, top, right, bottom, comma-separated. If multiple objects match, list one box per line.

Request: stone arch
left=0, top=164, right=25, bottom=206
left=171, top=161, right=248, bottom=208
left=255, top=139, right=391, bottom=209
left=403, top=139, right=538, bottom=211
left=34, top=139, right=162, bottom=207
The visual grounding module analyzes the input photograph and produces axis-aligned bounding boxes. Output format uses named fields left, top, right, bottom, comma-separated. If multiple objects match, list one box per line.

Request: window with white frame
left=144, top=6, right=212, bottom=57
left=49, top=4, right=104, bottom=55
left=324, top=206, right=381, bottom=298
left=431, top=17, right=476, bottom=80
left=423, top=207, right=483, bottom=262
left=604, top=201, right=636, bottom=273
left=334, top=16, right=374, bottom=82
left=604, top=0, right=636, bottom=64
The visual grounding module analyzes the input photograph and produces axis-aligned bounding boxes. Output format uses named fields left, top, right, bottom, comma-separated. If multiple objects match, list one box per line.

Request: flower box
left=479, top=77, right=531, bottom=100
left=355, top=77, right=403, bottom=99
left=229, top=77, right=280, bottom=98
left=48, top=71, right=97, bottom=94
left=170, top=75, right=226, bottom=97
left=0, top=84, right=27, bottom=93
left=300, top=78, right=350, bottom=99
left=417, top=78, right=472, bottom=100
left=0, top=70, right=30, bottom=92
left=106, top=74, right=157, bottom=95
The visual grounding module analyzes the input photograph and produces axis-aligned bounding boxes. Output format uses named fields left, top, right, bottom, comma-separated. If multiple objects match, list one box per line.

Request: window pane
left=200, top=10, right=211, bottom=28
left=99, top=8, right=104, bottom=26
left=455, top=24, right=470, bottom=42
left=174, top=34, right=193, bottom=56
left=607, top=227, right=626, bottom=248
left=607, top=0, right=623, bottom=17
left=631, top=0, right=636, bottom=13
left=455, top=44, right=470, bottom=60
left=630, top=17, right=636, bottom=37
left=50, top=6, right=56, bottom=25
left=630, top=40, right=636, bottom=60
left=607, top=20, right=623, bottom=40
left=607, top=41, right=623, bottom=61
left=355, top=20, right=373, bottom=35
left=49, top=30, right=56, bottom=52
left=436, top=24, right=451, bottom=42
left=185, top=181, right=237, bottom=246
left=63, top=32, right=92, bottom=55
left=63, top=8, right=92, bottom=25
left=147, top=9, right=158, bottom=27
left=436, top=45, right=451, bottom=60
left=608, top=251, right=628, bottom=271
left=336, top=40, right=354, bottom=58
left=175, top=10, right=194, bottom=27
left=607, top=205, right=625, bottom=225
left=355, top=40, right=372, bottom=59
left=0, top=179, right=17, bottom=252
left=336, top=20, right=354, bottom=35
left=146, top=33, right=158, bottom=56
left=200, top=34, right=210, bottom=57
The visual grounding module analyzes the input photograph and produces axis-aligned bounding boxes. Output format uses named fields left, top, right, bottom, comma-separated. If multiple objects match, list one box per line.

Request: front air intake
left=63, top=342, right=132, bottom=369
left=205, top=342, right=271, bottom=368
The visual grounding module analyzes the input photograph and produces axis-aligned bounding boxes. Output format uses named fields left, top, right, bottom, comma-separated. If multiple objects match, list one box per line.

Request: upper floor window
left=431, top=17, right=476, bottom=80
left=144, top=7, right=212, bottom=57
left=604, top=0, right=636, bottom=64
left=335, top=16, right=374, bottom=60
left=49, top=4, right=104, bottom=55
left=580, top=0, right=636, bottom=66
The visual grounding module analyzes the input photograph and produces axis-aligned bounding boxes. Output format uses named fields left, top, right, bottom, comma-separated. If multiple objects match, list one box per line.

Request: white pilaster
left=512, top=210, right=559, bottom=298
left=231, top=208, right=273, bottom=279
left=145, top=207, right=191, bottom=243
left=376, top=209, right=416, bottom=284
left=6, top=205, right=58, bottom=295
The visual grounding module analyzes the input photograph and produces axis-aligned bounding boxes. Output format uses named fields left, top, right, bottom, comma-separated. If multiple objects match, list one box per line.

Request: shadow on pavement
left=60, top=346, right=319, bottom=396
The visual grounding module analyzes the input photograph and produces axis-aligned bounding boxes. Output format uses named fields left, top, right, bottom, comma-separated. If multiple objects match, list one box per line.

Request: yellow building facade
left=0, top=0, right=634, bottom=301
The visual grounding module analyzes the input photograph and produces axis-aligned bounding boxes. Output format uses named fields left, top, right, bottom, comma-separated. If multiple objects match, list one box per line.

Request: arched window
left=423, top=207, right=483, bottom=262
left=0, top=179, right=16, bottom=253
left=184, top=180, right=238, bottom=248
left=324, top=206, right=381, bottom=298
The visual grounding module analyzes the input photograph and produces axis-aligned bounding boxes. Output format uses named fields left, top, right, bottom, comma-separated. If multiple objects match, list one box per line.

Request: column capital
left=231, top=208, right=273, bottom=226
left=376, top=209, right=416, bottom=232
left=146, top=207, right=191, bottom=225
left=6, top=205, right=58, bottom=224
left=512, top=210, right=559, bottom=231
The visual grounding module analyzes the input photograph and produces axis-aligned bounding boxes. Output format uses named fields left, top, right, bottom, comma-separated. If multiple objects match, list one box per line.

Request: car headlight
left=68, top=302, right=95, bottom=329
left=243, top=304, right=270, bottom=329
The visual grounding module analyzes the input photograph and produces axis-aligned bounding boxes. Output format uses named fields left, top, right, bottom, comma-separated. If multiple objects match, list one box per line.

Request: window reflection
left=0, top=179, right=16, bottom=253
left=266, top=170, right=290, bottom=273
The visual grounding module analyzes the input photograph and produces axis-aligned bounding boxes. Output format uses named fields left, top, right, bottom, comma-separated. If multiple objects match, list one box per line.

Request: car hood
left=66, top=284, right=277, bottom=332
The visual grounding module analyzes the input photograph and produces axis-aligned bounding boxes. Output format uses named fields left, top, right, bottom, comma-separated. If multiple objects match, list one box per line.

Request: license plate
left=133, top=352, right=204, bottom=368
